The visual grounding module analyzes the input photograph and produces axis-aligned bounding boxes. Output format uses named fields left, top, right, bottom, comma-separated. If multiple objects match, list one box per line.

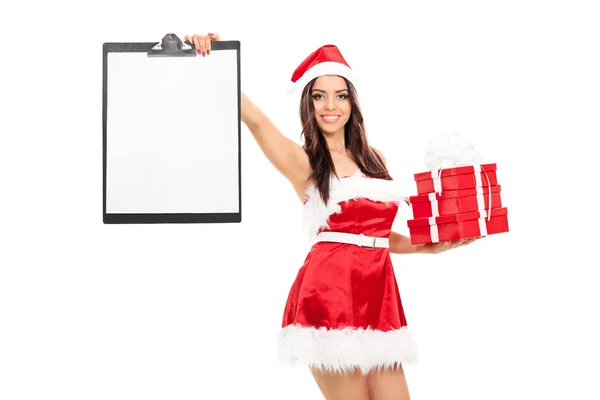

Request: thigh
left=366, top=363, right=411, bottom=400
left=310, top=367, right=370, bottom=400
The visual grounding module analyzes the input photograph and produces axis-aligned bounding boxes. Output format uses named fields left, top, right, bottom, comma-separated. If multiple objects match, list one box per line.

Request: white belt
left=316, top=232, right=389, bottom=250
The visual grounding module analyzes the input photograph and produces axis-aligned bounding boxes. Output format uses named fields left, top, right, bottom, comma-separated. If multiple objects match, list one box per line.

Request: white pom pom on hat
left=285, top=44, right=357, bottom=95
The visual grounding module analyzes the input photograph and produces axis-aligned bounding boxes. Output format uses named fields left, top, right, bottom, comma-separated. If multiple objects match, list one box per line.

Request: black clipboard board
left=102, top=34, right=241, bottom=224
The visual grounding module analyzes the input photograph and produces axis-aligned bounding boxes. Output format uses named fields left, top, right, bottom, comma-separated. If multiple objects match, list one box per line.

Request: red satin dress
left=277, top=171, right=419, bottom=375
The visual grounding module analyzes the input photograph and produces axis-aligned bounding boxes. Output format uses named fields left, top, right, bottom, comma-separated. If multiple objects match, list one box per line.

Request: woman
left=186, top=32, right=477, bottom=400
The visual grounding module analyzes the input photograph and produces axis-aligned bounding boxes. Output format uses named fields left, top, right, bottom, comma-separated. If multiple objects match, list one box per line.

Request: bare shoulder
left=370, top=146, right=387, bottom=166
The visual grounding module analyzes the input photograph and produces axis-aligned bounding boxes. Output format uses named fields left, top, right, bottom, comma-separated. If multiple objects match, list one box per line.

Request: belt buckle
left=359, top=233, right=376, bottom=250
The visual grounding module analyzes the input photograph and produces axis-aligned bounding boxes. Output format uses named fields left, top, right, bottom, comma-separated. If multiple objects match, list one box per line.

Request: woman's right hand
left=184, top=32, right=221, bottom=56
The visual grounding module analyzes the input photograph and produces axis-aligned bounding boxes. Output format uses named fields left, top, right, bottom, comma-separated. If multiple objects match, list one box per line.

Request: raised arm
left=240, top=92, right=311, bottom=188
left=185, top=32, right=311, bottom=196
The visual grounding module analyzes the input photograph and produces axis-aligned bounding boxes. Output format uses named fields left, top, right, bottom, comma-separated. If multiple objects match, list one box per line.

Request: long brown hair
left=300, top=77, right=391, bottom=205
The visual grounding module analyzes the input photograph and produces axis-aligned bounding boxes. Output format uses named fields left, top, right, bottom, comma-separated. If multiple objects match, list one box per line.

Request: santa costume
left=277, top=45, right=420, bottom=375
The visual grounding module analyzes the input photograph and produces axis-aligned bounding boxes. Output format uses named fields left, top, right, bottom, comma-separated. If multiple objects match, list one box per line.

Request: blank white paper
left=106, top=50, right=239, bottom=214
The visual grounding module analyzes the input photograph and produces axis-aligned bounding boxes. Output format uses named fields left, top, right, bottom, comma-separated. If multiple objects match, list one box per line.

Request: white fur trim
left=302, top=172, right=409, bottom=241
left=288, top=61, right=357, bottom=94
left=277, top=324, right=420, bottom=375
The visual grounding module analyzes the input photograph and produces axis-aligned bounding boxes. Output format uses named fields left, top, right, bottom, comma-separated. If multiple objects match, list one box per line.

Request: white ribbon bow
left=425, top=131, right=484, bottom=171
left=424, top=132, right=493, bottom=242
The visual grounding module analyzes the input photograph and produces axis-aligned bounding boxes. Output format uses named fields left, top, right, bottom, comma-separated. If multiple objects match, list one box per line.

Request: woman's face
left=311, top=75, right=352, bottom=135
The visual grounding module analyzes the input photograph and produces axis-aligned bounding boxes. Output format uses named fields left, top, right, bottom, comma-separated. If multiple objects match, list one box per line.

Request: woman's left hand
left=422, top=237, right=481, bottom=254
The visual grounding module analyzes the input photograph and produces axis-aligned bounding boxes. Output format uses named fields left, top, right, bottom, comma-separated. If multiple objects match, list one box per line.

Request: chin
left=318, top=124, right=345, bottom=135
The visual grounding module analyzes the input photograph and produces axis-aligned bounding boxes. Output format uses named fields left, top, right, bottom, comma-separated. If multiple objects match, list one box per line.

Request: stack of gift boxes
left=406, top=163, right=510, bottom=244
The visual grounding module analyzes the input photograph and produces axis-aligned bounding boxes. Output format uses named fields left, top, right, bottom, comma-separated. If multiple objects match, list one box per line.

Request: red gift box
left=409, top=185, right=503, bottom=219
left=414, top=163, right=497, bottom=195
left=407, top=207, right=509, bottom=245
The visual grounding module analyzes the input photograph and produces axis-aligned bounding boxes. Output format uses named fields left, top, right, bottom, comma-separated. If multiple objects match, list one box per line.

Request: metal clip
left=359, top=233, right=376, bottom=250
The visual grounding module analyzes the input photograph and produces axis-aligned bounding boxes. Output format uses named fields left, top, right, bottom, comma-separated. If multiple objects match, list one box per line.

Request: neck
left=323, top=129, right=346, bottom=153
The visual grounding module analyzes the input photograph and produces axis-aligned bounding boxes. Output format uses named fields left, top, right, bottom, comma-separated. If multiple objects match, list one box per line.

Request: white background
left=1, top=1, right=598, bottom=399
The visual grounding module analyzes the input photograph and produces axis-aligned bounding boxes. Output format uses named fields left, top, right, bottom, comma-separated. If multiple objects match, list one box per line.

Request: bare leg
left=366, top=363, right=411, bottom=400
left=310, top=367, right=370, bottom=400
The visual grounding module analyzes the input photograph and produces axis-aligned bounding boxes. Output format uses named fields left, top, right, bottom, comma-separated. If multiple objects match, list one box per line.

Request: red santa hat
left=286, top=44, right=357, bottom=95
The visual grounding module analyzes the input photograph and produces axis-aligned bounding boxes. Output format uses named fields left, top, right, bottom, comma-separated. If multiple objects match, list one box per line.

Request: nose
left=325, top=97, right=336, bottom=111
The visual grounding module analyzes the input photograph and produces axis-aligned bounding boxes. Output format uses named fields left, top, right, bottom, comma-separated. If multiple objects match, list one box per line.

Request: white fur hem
left=277, top=324, right=420, bottom=375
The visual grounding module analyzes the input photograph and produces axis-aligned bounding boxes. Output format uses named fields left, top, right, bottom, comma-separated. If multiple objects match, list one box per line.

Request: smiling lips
left=321, top=114, right=340, bottom=123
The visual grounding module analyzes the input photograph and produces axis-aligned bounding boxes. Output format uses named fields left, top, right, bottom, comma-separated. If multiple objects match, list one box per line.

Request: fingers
left=184, top=33, right=214, bottom=56
left=192, top=34, right=203, bottom=54
left=427, top=236, right=482, bottom=254
left=203, top=34, right=212, bottom=55
left=198, top=34, right=208, bottom=55
left=456, top=239, right=470, bottom=247
left=427, top=237, right=482, bottom=254
left=458, top=237, right=480, bottom=246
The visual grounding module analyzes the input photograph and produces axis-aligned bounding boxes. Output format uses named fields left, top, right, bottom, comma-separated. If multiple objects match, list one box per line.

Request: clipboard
left=102, top=33, right=241, bottom=224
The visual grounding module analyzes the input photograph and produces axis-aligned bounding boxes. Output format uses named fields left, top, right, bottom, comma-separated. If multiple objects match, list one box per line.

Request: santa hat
left=286, top=44, right=357, bottom=95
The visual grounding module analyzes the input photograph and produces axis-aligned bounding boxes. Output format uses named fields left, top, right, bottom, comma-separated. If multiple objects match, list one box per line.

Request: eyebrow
left=311, top=89, right=349, bottom=93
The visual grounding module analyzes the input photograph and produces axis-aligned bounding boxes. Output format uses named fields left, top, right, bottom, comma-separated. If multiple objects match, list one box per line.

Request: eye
left=311, top=94, right=323, bottom=100
left=338, top=94, right=349, bottom=100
